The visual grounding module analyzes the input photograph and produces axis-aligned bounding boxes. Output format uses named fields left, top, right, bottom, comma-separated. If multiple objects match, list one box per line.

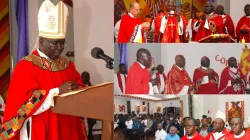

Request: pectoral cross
left=184, top=76, right=188, bottom=81
left=168, top=22, right=175, bottom=27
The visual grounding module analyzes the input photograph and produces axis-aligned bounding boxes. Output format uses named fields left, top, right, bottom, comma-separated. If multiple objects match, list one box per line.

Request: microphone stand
left=106, top=62, right=114, bottom=70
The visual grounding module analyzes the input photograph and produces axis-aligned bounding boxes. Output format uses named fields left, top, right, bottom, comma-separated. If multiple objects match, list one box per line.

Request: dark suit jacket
left=137, top=123, right=146, bottom=136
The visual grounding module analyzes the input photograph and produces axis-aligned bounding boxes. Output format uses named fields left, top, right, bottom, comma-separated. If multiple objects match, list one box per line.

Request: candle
left=242, top=37, right=245, bottom=43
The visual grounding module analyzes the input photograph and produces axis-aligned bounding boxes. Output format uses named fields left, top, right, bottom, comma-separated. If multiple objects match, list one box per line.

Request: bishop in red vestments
left=0, top=1, right=87, bottom=140
left=225, top=117, right=250, bottom=140
left=117, top=2, right=149, bottom=43
left=181, top=118, right=205, bottom=140
left=164, top=55, right=194, bottom=94
left=126, top=48, right=159, bottom=94
left=205, top=113, right=231, bottom=140
left=160, top=0, right=188, bottom=43
left=153, top=10, right=165, bottom=43
left=216, top=5, right=236, bottom=40
left=236, top=4, right=250, bottom=43
left=219, top=57, right=246, bottom=94
left=194, top=1, right=223, bottom=42
left=193, top=56, right=219, bottom=94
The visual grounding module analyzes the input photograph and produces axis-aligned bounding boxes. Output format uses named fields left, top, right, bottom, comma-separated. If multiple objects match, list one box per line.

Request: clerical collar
left=137, top=61, right=145, bottom=69
left=201, top=66, right=208, bottom=70
left=37, top=48, right=49, bottom=59
left=234, top=130, right=245, bottom=138
left=176, top=65, right=184, bottom=71
left=186, top=135, right=193, bottom=139
left=229, top=67, right=238, bottom=73
left=128, top=12, right=135, bottom=18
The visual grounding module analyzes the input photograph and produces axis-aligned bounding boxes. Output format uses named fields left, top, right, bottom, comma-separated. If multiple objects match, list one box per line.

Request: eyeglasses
left=44, top=38, right=67, bottom=48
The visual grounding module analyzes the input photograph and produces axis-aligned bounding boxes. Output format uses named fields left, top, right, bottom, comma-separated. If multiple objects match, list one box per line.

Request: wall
left=114, top=44, right=161, bottom=72
left=179, top=95, right=189, bottom=118
left=161, top=43, right=249, bottom=82
left=230, top=0, right=249, bottom=27
left=114, top=96, right=180, bottom=114
left=192, top=95, right=250, bottom=128
left=73, top=0, right=114, bottom=84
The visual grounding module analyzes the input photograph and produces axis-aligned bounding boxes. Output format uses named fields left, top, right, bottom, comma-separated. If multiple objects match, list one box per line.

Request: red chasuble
left=117, top=14, right=145, bottom=43
left=223, top=14, right=236, bottom=39
left=205, top=129, right=231, bottom=140
left=219, top=67, right=246, bottom=94
left=161, top=13, right=188, bottom=43
left=236, top=16, right=250, bottom=43
left=194, top=12, right=223, bottom=42
left=164, top=65, right=193, bottom=94
left=225, top=131, right=250, bottom=140
left=0, top=51, right=87, bottom=140
left=193, top=67, right=219, bottom=94
left=125, top=62, right=151, bottom=94
left=154, top=13, right=165, bottom=42
left=181, top=132, right=205, bottom=140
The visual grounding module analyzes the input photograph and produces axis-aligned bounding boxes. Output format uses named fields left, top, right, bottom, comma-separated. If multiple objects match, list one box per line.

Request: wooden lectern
left=51, top=83, right=114, bottom=140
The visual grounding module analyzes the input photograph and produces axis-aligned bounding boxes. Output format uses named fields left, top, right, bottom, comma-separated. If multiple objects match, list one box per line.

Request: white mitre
left=215, top=111, right=226, bottom=122
left=38, top=0, right=69, bottom=39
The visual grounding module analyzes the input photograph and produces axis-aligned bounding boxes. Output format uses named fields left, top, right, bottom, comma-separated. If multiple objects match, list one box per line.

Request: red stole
left=205, top=128, right=231, bottom=140
left=223, top=14, right=236, bottom=39
left=236, top=16, right=250, bottom=43
left=161, top=14, right=181, bottom=43
left=154, top=13, right=165, bottom=42
left=117, top=72, right=126, bottom=93
left=165, top=65, right=193, bottom=94
left=219, top=67, right=246, bottom=94
left=118, top=14, right=145, bottom=43
left=155, top=72, right=167, bottom=86
left=193, top=67, right=219, bottom=94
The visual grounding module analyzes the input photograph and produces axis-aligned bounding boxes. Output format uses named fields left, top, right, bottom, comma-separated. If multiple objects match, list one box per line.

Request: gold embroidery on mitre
left=46, top=15, right=56, bottom=30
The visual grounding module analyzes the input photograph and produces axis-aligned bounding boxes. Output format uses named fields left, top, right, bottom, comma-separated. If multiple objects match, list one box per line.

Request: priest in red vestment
left=193, top=56, right=219, bottom=94
left=0, top=1, right=87, bottom=140
left=153, top=10, right=165, bottom=43
left=160, top=0, right=188, bottom=43
left=117, top=2, right=150, bottom=43
left=225, top=117, right=250, bottom=140
left=219, top=57, right=246, bottom=94
left=236, top=4, right=250, bottom=43
left=181, top=118, right=205, bottom=140
left=205, top=111, right=231, bottom=140
left=126, top=48, right=159, bottom=94
left=216, top=5, right=236, bottom=40
left=193, top=1, right=223, bottom=42
left=152, top=64, right=166, bottom=94
left=164, top=55, right=194, bottom=94
left=114, top=63, right=127, bottom=94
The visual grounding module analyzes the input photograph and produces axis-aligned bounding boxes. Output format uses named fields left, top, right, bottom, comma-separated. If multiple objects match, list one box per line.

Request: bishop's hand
left=200, top=14, right=206, bottom=21
left=140, top=22, right=150, bottom=28
left=208, top=73, right=216, bottom=81
left=59, top=81, right=79, bottom=94
left=150, top=77, right=160, bottom=86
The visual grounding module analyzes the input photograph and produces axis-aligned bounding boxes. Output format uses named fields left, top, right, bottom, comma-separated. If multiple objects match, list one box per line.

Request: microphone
left=91, top=47, right=114, bottom=69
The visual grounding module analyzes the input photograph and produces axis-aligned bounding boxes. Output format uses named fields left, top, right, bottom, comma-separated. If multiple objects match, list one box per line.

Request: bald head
left=230, top=117, right=244, bottom=136
left=228, top=57, right=237, bottom=68
left=130, top=2, right=140, bottom=17
left=205, top=1, right=215, bottom=14
left=175, top=55, right=186, bottom=68
left=216, top=5, right=224, bottom=15
left=136, top=48, right=152, bottom=68
left=201, top=57, right=210, bottom=68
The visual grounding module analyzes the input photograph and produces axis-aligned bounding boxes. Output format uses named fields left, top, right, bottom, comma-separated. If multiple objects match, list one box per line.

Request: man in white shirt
left=114, top=12, right=126, bottom=42
left=155, top=123, right=167, bottom=140
left=152, top=64, right=166, bottom=94
left=114, top=63, right=127, bottom=94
